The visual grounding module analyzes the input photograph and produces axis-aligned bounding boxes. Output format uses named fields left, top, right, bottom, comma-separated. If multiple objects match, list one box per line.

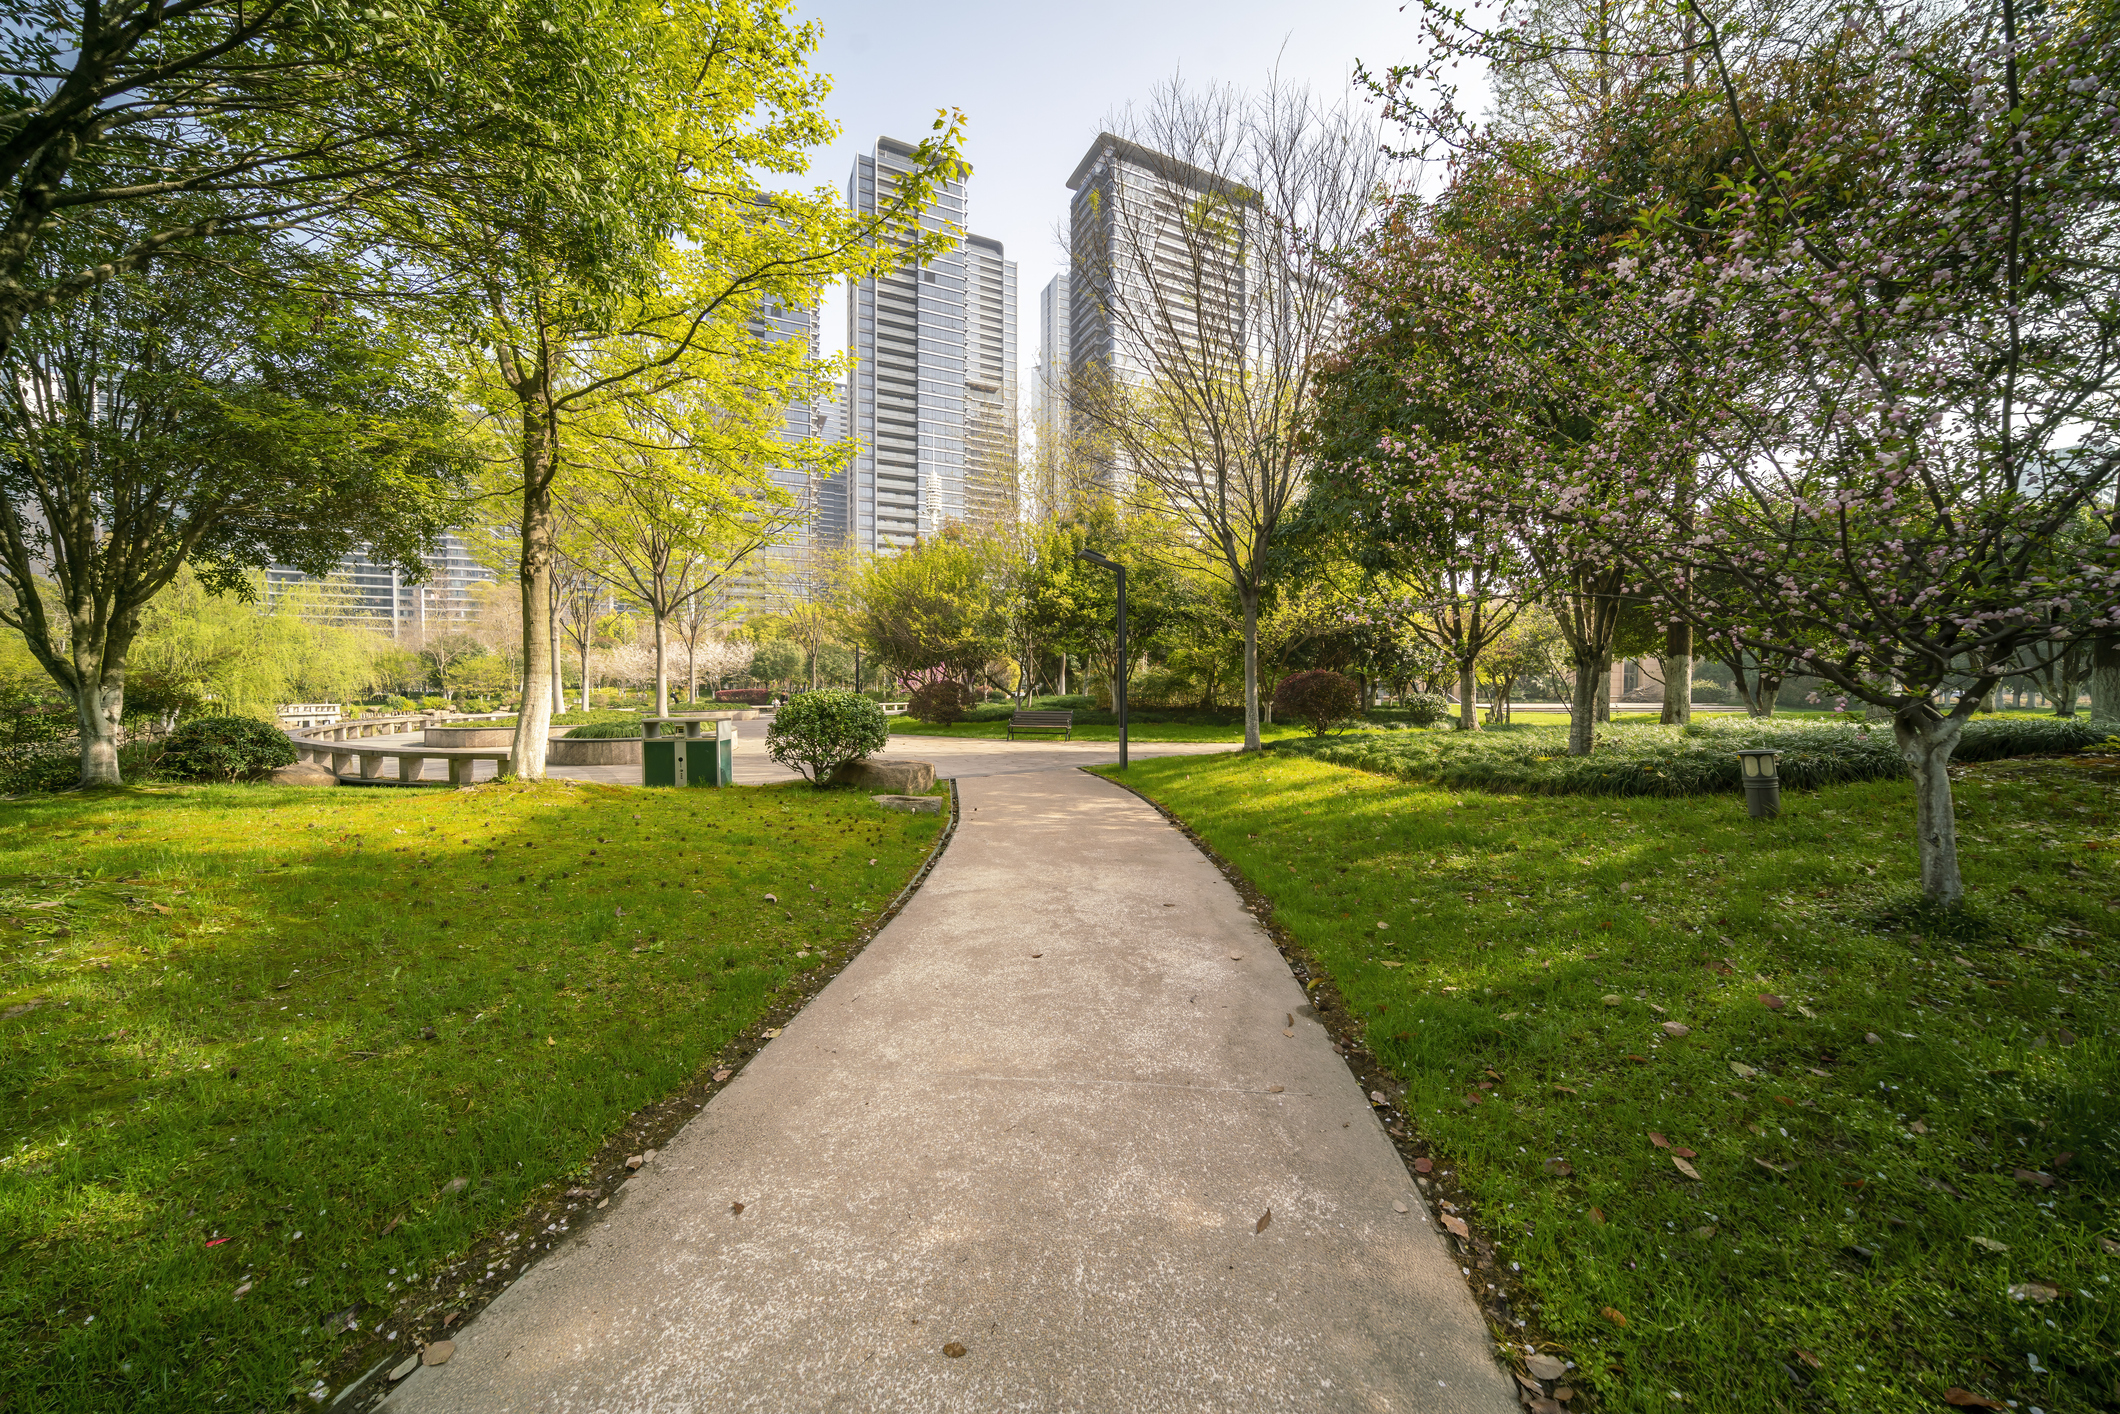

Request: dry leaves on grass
left=1600, top=1306, right=1627, bottom=1327
left=1525, top=1354, right=1567, bottom=1381
left=1671, top=1156, right=1702, bottom=1181
left=1943, top=1390, right=2003, bottom=1409
left=1441, top=1214, right=1470, bottom=1239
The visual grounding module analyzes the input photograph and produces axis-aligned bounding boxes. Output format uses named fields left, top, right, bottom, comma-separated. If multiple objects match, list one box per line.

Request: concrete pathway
left=383, top=767, right=1513, bottom=1413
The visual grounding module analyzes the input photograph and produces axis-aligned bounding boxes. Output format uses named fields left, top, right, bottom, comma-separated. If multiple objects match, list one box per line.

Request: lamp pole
left=1076, top=550, right=1127, bottom=769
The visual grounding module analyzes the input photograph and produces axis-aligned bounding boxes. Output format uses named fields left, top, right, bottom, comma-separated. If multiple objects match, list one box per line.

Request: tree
left=401, top=0, right=965, bottom=779
left=0, top=0, right=618, bottom=361
left=1069, top=78, right=1388, bottom=751
left=0, top=235, right=464, bottom=784
left=845, top=531, right=998, bottom=694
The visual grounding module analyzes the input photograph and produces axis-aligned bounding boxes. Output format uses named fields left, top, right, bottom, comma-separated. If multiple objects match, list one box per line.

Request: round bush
left=766, top=690, right=889, bottom=787
left=1273, top=670, right=1362, bottom=736
left=908, top=680, right=972, bottom=725
left=1399, top=692, right=1451, bottom=727
left=156, top=715, right=297, bottom=782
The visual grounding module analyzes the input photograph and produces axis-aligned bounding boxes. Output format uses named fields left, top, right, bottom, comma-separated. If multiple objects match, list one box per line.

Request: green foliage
left=907, top=681, right=972, bottom=726
left=766, top=690, right=888, bottom=786
left=1276, top=716, right=2101, bottom=797
left=747, top=638, right=803, bottom=686
left=1106, top=749, right=2116, bottom=1414
left=154, top=716, right=298, bottom=782
left=1398, top=692, right=1452, bottom=727
left=561, top=722, right=644, bottom=739
left=1272, top=670, right=1363, bottom=736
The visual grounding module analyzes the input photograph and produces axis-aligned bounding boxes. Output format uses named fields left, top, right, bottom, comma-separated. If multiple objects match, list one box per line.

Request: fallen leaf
left=1542, top=1157, right=1574, bottom=1177
left=1602, top=994, right=1623, bottom=1007
left=1649, top=1132, right=1671, bottom=1149
left=1758, top=994, right=1785, bottom=1010
left=763, top=1028, right=782, bottom=1039
left=1465, top=1091, right=1484, bottom=1105
left=1393, top=1199, right=1409, bottom=1214
left=713, top=1070, right=732, bottom=1082
left=1380, top=960, right=1402, bottom=968
left=1370, top=1090, right=1388, bottom=1104
left=1942, top=1390, right=2003, bottom=1409
left=1674, top=1147, right=1696, bottom=1159
left=322, top=1306, right=360, bottom=1335
left=1526, top=1353, right=1567, bottom=1381
left=233, top=1283, right=251, bottom=1299
left=1255, top=1208, right=1272, bottom=1234
left=442, top=1311, right=462, bottom=1329
left=1729, top=1062, right=1759, bottom=1079
left=421, top=1340, right=455, bottom=1367
left=1694, top=1225, right=1717, bottom=1239
left=1600, top=1306, right=1627, bottom=1327
left=729, top=1201, right=746, bottom=1215
left=1908, top=1120, right=1927, bottom=1134
left=379, top=1217, right=401, bottom=1237
left=1441, top=1214, right=1470, bottom=1239
left=2012, top=1168, right=2056, bottom=1189
left=1864, top=1032, right=1882, bottom=1045
left=2101, top=1236, right=2120, bottom=1255
left=1266, top=1084, right=1285, bottom=1093
left=1662, top=1021, right=1691, bottom=1038
left=1671, top=1156, right=1702, bottom=1181
left=1414, top=1157, right=1434, bottom=1174
left=1553, top=1085, right=1578, bottom=1095
left=1969, top=1236, right=2008, bottom=1254
left=762, top=893, right=777, bottom=904
left=1285, top=1013, right=1294, bottom=1027
left=1228, top=952, right=1243, bottom=960
left=1588, top=1207, right=1605, bottom=1225
left=1282, top=1028, right=1294, bottom=1038
left=1793, top=1349, right=1821, bottom=1370
left=942, top=1342, right=967, bottom=1359
left=2008, top=1282, right=2060, bottom=1304
left=1753, top=1157, right=1791, bottom=1176
left=1029, top=952, right=1042, bottom=958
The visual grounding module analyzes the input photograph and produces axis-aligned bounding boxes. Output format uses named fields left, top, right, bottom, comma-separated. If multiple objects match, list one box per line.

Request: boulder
left=830, top=757, right=935, bottom=793
left=268, top=761, right=339, bottom=786
left=871, top=794, right=943, bottom=815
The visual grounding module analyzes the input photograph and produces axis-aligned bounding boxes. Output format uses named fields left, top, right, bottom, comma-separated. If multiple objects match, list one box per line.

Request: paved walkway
left=383, top=767, right=1512, bottom=1413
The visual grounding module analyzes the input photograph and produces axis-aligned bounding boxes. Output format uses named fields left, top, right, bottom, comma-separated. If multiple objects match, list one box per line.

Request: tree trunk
left=653, top=611, right=670, bottom=718
left=550, top=578, right=563, bottom=715
left=1241, top=584, right=1262, bottom=751
left=1456, top=658, right=1479, bottom=731
left=1978, top=683, right=1998, bottom=712
left=71, top=658, right=126, bottom=788
left=1894, top=704, right=1970, bottom=905
left=2091, top=637, right=2120, bottom=728
left=1758, top=670, right=1782, bottom=718
left=509, top=414, right=558, bottom=780
left=1594, top=656, right=1612, bottom=723
left=1660, top=622, right=1692, bottom=725
left=1567, top=657, right=1598, bottom=756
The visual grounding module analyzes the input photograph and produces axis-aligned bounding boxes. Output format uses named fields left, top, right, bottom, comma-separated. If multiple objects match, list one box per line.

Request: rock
left=871, top=794, right=942, bottom=815
left=830, top=758, right=936, bottom=793
left=421, top=1340, right=455, bottom=1367
left=267, top=761, right=339, bottom=786
left=389, top=1355, right=420, bottom=1382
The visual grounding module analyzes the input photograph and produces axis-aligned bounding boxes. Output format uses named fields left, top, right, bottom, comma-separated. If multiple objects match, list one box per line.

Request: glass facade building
left=962, top=233, right=1019, bottom=528
left=265, top=533, right=497, bottom=635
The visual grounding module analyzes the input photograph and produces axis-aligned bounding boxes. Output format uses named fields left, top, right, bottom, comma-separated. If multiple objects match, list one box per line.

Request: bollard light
left=1736, top=748, right=1781, bottom=819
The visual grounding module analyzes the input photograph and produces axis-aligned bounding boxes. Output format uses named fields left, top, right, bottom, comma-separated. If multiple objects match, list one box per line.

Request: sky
left=779, top=0, right=1442, bottom=379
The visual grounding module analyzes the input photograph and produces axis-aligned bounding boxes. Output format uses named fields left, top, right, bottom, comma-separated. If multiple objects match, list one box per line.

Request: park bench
left=1006, top=709, right=1075, bottom=741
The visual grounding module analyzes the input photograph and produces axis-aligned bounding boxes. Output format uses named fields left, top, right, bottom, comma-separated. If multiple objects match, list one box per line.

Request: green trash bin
left=640, top=717, right=735, bottom=787
left=641, top=734, right=689, bottom=788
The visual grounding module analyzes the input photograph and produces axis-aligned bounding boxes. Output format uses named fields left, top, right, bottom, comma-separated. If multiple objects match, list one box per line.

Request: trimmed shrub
left=766, top=690, right=889, bottom=787
left=908, top=680, right=973, bottom=725
left=715, top=688, right=772, bottom=706
left=156, top=715, right=298, bottom=782
left=1398, top=692, right=1452, bottom=727
left=1273, top=715, right=2101, bottom=797
left=563, top=721, right=643, bottom=739
left=1273, top=670, right=1362, bottom=736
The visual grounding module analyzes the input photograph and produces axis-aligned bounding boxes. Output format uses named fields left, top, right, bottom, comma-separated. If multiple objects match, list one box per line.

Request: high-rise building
left=845, top=137, right=969, bottom=551
left=266, top=533, right=497, bottom=636
left=1033, top=274, right=1070, bottom=506
left=962, top=233, right=1019, bottom=528
left=1067, top=133, right=1250, bottom=486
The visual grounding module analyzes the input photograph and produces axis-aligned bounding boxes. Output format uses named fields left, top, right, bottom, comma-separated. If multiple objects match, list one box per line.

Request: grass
left=1274, top=716, right=2103, bottom=798
left=0, top=778, right=943, bottom=1412
left=1094, top=749, right=2118, bottom=1414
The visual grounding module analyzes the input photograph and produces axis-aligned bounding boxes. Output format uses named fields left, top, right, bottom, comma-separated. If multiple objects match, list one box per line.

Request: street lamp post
left=1075, top=549, right=1128, bottom=770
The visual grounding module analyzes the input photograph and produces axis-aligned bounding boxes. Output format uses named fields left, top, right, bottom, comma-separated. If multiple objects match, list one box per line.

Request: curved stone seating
left=287, top=713, right=513, bottom=786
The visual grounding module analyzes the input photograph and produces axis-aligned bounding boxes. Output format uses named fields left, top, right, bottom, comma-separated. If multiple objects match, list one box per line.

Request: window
left=1623, top=660, right=1640, bottom=693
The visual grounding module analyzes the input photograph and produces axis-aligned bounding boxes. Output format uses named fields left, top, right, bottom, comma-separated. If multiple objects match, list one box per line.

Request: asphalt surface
left=381, top=765, right=1514, bottom=1413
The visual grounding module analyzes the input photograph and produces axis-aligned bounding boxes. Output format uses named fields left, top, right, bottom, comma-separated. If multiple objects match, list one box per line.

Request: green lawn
left=1095, top=750, right=2117, bottom=1414
left=0, top=778, right=941, bottom=1412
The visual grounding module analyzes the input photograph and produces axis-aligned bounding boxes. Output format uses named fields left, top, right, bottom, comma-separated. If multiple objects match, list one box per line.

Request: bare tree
left=1069, top=79, right=1389, bottom=750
